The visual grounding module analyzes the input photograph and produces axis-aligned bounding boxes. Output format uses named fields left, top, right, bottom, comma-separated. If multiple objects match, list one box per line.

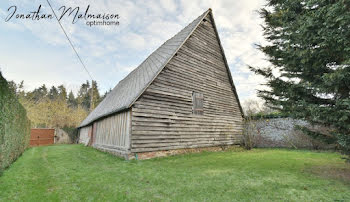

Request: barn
left=78, top=9, right=244, bottom=159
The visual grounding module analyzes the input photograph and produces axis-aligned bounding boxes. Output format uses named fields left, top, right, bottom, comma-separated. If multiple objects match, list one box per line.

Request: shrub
left=242, top=116, right=257, bottom=150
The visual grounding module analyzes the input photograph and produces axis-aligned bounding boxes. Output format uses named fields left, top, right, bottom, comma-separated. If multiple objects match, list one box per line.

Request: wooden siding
left=131, top=14, right=243, bottom=153
left=79, top=126, right=91, bottom=145
left=92, top=110, right=131, bottom=153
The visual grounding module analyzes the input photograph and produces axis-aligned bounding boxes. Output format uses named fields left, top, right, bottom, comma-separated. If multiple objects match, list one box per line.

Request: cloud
left=121, top=32, right=146, bottom=50
left=0, top=0, right=270, bottom=104
left=115, top=62, right=136, bottom=74
left=160, top=0, right=177, bottom=13
left=178, top=0, right=269, bottom=102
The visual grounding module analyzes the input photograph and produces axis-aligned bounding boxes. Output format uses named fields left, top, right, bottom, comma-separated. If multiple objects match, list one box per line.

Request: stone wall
left=248, top=118, right=332, bottom=149
left=54, top=128, right=72, bottom=144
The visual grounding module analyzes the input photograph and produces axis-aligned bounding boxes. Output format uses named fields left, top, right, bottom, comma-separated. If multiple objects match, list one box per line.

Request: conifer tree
left=250, top=0, right=350, bottom=158
left=57, top=85, right=67, bottom=101
left=67, top=91, right=77, bottom=108
left=77, top=81, right=91, bottom=110
left=90, top=80, right=101, bottom=109
left=48, top=86, right=59, bottom=100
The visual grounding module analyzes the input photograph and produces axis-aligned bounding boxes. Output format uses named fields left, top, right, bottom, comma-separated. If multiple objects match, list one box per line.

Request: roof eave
left=77, top=106, right=130, bottom=128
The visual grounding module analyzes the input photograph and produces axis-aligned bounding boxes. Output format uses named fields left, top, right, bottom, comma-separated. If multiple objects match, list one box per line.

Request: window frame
left=192, top=92, right=204, bottom=115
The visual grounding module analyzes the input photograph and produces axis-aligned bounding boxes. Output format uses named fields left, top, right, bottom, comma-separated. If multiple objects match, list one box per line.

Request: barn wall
left=131, top=14, right=243, bottom=153
left=79, top=126, right=91, bottom=145
left=92, top=110, right=131, bottom=155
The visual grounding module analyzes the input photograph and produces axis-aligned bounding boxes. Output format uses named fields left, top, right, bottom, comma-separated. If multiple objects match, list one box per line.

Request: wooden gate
left=30, top=129, right=55, bottom=147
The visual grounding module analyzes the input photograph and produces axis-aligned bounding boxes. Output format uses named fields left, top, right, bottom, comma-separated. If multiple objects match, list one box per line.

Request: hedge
left=0, top=72, right=31, bottom=173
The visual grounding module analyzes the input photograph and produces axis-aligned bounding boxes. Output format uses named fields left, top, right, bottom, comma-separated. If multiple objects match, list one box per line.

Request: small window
left=192, top=92, right=203, bottom=115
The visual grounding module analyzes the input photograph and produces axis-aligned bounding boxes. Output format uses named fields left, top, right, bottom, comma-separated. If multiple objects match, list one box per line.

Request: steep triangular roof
left=79, top=9, right=243, bottom=128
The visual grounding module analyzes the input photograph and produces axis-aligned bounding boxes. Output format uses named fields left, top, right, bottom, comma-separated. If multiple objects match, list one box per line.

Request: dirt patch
left=306, top=165, right=350, bottom=184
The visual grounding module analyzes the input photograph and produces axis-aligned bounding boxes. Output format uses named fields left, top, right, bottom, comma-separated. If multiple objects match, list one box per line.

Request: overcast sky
left=0, top=0, right=268, bottom=102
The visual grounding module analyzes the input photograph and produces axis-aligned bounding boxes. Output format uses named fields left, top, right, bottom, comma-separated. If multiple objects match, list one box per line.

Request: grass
left=0, top=145, right=349, bottom=201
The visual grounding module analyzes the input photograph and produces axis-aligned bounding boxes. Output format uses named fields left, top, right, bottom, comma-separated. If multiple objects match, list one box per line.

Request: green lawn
left=0, top=145, right=349, bottom=201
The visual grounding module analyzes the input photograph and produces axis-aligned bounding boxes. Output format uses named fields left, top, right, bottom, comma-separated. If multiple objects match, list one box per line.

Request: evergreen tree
left=57, top=85, right=67, bottom=101
left=17, top=81, right=25, bottom=98
left=250, top=0, right=350, bottom=159
left=27, top=84, right=48, bottom=102
left=4, top=79, right=105, bottom=128
left=67, top=91, right=77, bottom=108
left=100, top=88, right=112, bottom=103
left=76, top=80, right=101, bottom=110
left=48, top=86, right=59, bottom=100
left=77, top=81, right=91, bottom=110
left=90, top=80, right=101, bottom=109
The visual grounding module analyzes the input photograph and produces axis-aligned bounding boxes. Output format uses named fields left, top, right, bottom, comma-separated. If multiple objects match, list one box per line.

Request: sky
left=0, top=0, right=269, bottom=103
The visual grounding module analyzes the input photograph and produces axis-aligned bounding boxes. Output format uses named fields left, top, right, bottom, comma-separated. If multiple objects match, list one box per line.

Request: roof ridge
left=79, top=9, right=211, bottom=127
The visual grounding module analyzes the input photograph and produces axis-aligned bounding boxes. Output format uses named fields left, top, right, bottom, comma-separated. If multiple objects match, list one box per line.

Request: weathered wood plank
left=93, top=110, right=131, bottom=149
left=79, top=126, right=91, bottom=145
left=131, top=134, right=242, bottom=140
left=131, top=14, right=243, bottom=151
